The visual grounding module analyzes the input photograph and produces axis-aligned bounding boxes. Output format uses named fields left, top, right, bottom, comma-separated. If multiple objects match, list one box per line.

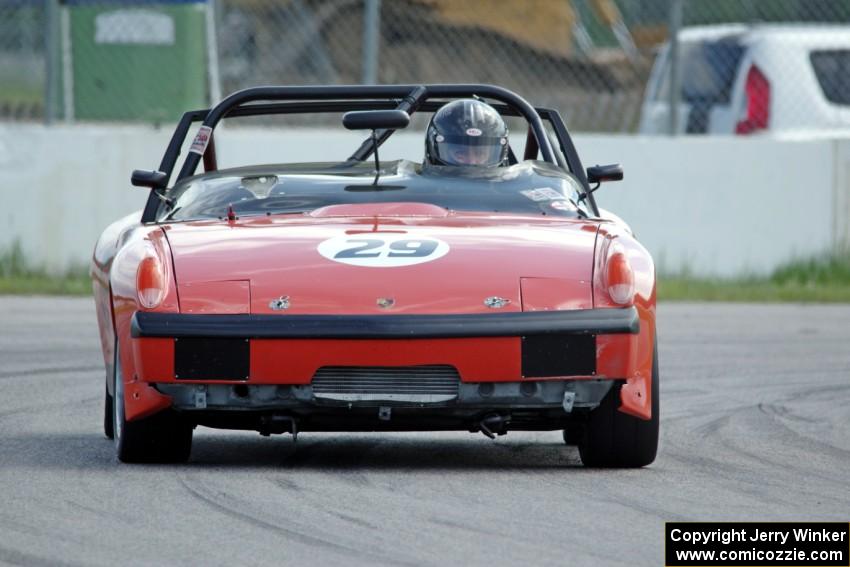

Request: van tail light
left=137, top=255, right=166, bottom=309
left=605, top=243, right=635, bottom=306
left=735, top=64, right=770, bottom=135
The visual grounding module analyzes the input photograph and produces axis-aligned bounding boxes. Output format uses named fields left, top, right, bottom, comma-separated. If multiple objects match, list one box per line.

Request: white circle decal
left=318, top=234, right=450, bottom=267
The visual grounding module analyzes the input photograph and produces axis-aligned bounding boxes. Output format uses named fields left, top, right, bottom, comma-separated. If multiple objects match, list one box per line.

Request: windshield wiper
left=161, top=205, right=182, bottom=222
left=344, top=184, right=406, bottom=192
left=570, top=198, right=588, bottom=218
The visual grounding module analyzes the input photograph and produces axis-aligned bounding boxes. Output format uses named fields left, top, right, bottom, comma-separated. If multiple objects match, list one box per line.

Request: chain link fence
left=0, top=1, right=46, bottom=119
left=213, top=0, right=650, bottom=132
left=1, top=0, right=848, bottom=133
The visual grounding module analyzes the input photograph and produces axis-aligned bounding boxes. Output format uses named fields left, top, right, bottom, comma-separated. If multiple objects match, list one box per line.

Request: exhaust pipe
left=259, top=414, right=298, bottom=440
left=477, top=414, right=510, bottom=439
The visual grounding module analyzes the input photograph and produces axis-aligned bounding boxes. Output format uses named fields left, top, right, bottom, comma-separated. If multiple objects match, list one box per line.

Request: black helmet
left=425, top=99, right=509, bottom=167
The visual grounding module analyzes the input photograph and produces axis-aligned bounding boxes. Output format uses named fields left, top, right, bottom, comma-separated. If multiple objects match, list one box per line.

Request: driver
left=425, top=99, right=509, bottom=167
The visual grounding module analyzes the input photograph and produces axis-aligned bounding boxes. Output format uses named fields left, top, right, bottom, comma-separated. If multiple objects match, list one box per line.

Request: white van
left=638, top=24, right=850, bottom=135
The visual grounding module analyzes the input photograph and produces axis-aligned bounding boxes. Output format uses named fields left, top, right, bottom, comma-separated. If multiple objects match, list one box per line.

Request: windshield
left=158, top=160, right=588, bottom=222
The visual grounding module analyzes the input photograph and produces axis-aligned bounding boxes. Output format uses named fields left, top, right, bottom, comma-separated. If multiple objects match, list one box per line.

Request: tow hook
left=562, top=391, right=576, bottom=413
left=259, top=414, right=298, bottom=440
left=478, top=414, right=510, bottom=439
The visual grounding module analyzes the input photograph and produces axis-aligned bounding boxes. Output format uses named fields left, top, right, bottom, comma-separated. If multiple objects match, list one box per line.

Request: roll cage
left=140, top=84, right=598, bottom=222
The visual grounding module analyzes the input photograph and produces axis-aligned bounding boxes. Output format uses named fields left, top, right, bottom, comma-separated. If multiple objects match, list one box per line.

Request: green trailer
left=60, top=0, right=210, bottom=122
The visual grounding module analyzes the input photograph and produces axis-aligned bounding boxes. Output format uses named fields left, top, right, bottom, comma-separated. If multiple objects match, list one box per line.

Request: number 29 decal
left=317, top=234, right=450, bottom=267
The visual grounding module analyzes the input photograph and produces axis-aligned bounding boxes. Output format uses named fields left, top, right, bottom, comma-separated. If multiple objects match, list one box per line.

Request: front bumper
left=123, top=306, right=647, bottom=424
left=131, top=307, right=639, bottom=339
left=129, top=307, right=639, bottom=383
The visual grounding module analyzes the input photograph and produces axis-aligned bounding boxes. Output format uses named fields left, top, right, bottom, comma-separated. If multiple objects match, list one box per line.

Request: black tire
left=113, top=345, right=192, bottom=463
left=104, top=380, right=114, bottom=440
left=577, top=343, right=659, bottom=468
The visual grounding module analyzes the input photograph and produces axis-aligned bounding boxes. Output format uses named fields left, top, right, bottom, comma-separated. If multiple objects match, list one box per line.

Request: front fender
left=91, top=211, right=141, bottom=395
left=110, top=225, right=179, bottom=420
left=594, top=222, right=657, bottom=420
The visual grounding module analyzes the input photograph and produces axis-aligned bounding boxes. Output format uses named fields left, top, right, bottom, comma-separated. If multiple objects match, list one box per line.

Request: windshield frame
left=156, top=160, right=591, bottom=223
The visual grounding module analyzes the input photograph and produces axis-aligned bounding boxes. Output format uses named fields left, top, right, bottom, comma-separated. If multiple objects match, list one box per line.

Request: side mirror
left=342, top=110, right=410, bottom=131
left=587, top=163, right=624, bottom=184
left=131, top=169, right=168, bottom=189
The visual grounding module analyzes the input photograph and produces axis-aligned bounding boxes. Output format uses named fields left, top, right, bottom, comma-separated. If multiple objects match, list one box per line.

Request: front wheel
left=575, top=343, right=659, bottom=468
left=113, top=344, right=193, bottom=463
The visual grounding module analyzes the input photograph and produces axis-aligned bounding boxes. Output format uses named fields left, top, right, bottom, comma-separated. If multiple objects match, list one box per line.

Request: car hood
left=164, top=207, right=600, bottom=315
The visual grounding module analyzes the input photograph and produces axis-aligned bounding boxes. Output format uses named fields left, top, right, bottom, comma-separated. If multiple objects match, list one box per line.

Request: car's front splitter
left=154, top=378, right=617, bottom=434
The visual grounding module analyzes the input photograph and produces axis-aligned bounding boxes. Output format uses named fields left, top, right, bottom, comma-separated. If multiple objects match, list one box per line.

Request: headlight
left=605, top=241, right=635, bottom=306
left=136, top=254, right=166, bottom=309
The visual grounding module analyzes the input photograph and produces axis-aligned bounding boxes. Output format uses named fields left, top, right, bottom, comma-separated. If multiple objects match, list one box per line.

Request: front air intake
left=311, top=365, right=460, bottom=403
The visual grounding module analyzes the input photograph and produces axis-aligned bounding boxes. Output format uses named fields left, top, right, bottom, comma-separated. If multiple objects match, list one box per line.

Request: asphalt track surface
left=1, top=297, right=849, bottom=566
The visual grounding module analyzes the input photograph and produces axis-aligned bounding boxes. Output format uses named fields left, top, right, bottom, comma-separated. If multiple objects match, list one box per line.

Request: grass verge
left=0, top=244, right=90, bottom=296
left=659, top=278, right=850, bottom=302
left=659, top=254, right=850, bottom=302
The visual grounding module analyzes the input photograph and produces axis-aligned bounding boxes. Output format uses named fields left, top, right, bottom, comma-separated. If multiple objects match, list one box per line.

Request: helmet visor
left=433, top=135, right=506, bottom=166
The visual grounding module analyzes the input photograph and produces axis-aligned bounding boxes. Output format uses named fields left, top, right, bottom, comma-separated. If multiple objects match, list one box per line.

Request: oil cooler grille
left=311, top=365, right=460, bottom=402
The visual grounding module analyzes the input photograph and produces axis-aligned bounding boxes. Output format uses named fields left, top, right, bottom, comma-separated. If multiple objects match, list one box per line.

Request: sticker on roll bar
left=188, top=125, right=212, bottom=155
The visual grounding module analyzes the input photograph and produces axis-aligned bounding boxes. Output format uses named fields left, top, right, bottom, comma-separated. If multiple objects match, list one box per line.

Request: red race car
left=92, top=84, right=658, bottom=466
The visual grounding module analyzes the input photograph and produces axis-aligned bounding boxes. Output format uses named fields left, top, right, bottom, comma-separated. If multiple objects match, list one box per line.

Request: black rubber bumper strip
left=131, top=306, right=639, bottom=339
